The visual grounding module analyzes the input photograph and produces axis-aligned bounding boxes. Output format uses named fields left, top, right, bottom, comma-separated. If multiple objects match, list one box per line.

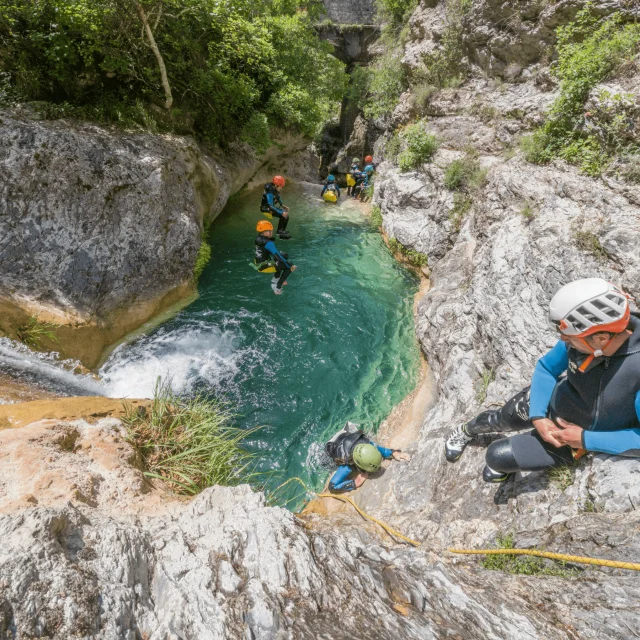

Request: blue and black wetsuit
left=255, top=233, right=292, bottom=291
left=261, top=183, right=289, bottom=234
left=466, top=313, right=640, bottom=473
left=347, top=163, right=360, bottom=195
left=352, top=170, right=366, bottom=198
left=325, top=428, right=393, bottom=492
left=320, top=181, right=340, bottom=198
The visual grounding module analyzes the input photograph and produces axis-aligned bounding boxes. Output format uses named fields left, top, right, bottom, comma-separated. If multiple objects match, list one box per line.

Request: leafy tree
left=0, top=0, right=346, bottom=147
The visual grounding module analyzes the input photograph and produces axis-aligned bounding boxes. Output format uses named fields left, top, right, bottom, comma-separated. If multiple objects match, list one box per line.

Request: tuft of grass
left=123, top=378, right=256, bottom=495
left=580, top=498, right=604, bottom=513
left=449, top=193, right=472, bottom=232
left=573, top=228, right=608, bottom=261
left=547, top=463, right=576, bottom=491
left=371, top=204, right=383, bottom=227
left=519, top=203, right=535, bottom=221
left=16, top=315, right=59, bottom=349
left=193, top=238, right=212, bottom=281
left=481, top=533, right=579, bottom=577
left=475, top=366, right=495, bottom=404
left=385, top=133, right=402, bottom=162
left=618, top=153, right=640, bottom=184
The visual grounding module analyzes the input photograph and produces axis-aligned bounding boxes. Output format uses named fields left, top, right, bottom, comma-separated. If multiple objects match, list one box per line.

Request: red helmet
left=365, top=155, right=373, bottom=163
left=273, top=176, right=285, bottom=188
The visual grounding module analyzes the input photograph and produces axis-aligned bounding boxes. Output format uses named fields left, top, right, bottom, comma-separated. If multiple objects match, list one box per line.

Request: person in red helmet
left=444, top=278, right=640, bottom=484
left=260, top=175, right=291, bottom=239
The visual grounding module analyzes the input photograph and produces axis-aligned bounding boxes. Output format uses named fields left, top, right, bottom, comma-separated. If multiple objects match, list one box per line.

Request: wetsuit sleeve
left=264, top=240, right=291, bottom=269
left=329, top=465, right=356, bottom=491
left=528, top=341, right=569, bottom=420
left=266, top=193, right=284, bottom=217
left=374, top=443, right=393, bottom=459
left=582, top=390, right=640, bottom=456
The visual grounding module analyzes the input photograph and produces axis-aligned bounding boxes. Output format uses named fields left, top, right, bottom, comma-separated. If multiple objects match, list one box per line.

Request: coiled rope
left=274, top=477, right=640, bottom=571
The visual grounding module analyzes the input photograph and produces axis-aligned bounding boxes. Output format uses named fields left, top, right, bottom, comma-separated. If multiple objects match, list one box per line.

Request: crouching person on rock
left=325, top=422, right=410, bottom=491
left=445, top=278, right=640, bottom=483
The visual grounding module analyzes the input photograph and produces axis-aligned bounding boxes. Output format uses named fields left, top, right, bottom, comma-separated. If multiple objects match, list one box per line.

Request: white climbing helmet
left=549, top=278, right=630, bottom=337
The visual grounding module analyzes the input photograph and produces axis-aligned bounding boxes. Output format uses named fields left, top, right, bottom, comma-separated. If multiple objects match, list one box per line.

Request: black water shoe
left=482, top=465, right=512, bottom=483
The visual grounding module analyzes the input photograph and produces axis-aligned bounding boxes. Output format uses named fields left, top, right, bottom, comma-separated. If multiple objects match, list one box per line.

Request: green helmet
left=352, top=157, right=360, bottom=164
left=352, top=443, right=382, bottom=473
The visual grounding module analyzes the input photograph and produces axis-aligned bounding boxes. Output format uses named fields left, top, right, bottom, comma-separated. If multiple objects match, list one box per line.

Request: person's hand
left=282, top=211, right=289, bottom=218
left=392, top=451, right=410, bottom=462
left=550, top=417, right=584, bottom=449
left=354, top=472, right=368, bottom=488
left=532, top=418, right=563, bottom=448
left=290, top=265, right=297, bottom=272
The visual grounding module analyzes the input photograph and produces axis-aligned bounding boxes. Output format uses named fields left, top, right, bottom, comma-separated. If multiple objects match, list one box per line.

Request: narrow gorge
left=1, top=0, right=640, bottom=638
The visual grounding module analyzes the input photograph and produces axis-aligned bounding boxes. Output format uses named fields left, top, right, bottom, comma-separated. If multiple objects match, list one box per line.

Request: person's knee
left=486, top=438, right=519, bottom=473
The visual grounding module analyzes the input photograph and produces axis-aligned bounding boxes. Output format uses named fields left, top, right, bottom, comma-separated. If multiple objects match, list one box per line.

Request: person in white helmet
left=444, top=278, right=640, bottom=483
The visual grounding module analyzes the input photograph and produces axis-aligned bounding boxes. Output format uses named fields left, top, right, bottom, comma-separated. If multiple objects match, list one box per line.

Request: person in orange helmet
left=260, top=175, right=291, bottom=239
left=254, top=220, right=297, bottom=295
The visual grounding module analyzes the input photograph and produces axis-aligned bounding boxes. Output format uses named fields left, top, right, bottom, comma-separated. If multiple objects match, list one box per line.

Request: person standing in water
left=324, top=422, right=410, bottom=491
left=321, top=174, right=341, bottom=202
left=254, top=220, right=296, bottom=295
left=346, top=158, right=361, bottom=196
left=261, top=175, right=291, bottom=240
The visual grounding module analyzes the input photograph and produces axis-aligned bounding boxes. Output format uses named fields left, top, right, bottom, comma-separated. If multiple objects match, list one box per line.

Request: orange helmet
left=273, top=175, right=285, bottom=188
left=256, top=220, right=273, bottom=232
left=365, top=155, right=373, bottom=163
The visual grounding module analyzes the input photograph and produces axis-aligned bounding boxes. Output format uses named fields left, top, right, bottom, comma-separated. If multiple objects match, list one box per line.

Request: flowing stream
left=4, top=184, right=421, bottom=501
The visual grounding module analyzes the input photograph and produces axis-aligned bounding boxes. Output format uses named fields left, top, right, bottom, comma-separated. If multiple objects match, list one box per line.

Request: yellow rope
left=274, top=477, right=640, bottom=570
left=448, top=548, right=640, bottom=571
left=316, top=493, right=421, bottom=547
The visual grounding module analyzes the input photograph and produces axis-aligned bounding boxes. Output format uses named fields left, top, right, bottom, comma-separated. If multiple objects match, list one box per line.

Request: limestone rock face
left=0, top=418, right=598, bottom=640
left=0, top=111, right=317, bottom=365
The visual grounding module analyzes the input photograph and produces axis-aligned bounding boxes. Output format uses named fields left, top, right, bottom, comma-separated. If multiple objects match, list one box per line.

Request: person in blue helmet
left=325, top=422, right=410, bottom=492
left=444, top=278, right=640, bottom=484
left=321, top=174, right=341, bottom=201
left=260, top=175, right=291, bottom=240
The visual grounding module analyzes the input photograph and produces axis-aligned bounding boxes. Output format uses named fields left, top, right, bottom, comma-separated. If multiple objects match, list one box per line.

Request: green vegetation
left=371, top=204, right=383, bottom=227
left=193, top=238, right=212, bottom=282
left=524, top=7, right=640, bottom=175
left=417, top=0, right=471, bottom=89
left=519, top=203, right=535, bottom=221
left=387, top=237, right=428, bottom=268
left=376, top=0, right=417, bottom=28
left=16, top=315, right=59, bottom=349
left=580, top=498, right=604, bottom=513
left=385, top=132, right=402, bottom=162
left=547, top=464, right=576, bottom=491
left=0, top=0, right=346, bottom=148
left=573, top=227, right=608, bottom=261
left=475, top=366, right=495, bottom=404
left=449, top=193, right=472, bottom=232
left=444, top=151, right=487, bottom=191
left=481, top=533, right=579, bottom=577
left=123, top=378, right=256, bottom=495
left=364, top=52, right=407, bottom=121
left=397, top=121, right=438, bottom=171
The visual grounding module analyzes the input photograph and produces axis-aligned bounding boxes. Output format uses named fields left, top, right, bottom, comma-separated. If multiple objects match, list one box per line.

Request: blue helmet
left=327, top=174, right=335, bottom=182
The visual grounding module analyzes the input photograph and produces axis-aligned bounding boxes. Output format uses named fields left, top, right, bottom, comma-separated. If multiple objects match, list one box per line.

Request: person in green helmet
left=324, top=422, right=410, bottom=491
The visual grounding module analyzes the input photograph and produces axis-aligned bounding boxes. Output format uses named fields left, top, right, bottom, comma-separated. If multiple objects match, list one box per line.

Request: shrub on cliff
left=0, top=0, right=346, bottom=147
left=526, top=6, right=640, bottom=175
left=397, top=121, right=438, bottom=171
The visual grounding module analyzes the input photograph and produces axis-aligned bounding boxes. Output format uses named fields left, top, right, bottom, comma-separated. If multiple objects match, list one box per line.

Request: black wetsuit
left=260, top=183, right=289, bottom=234
left=255, top=234, right=292, bottom=291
